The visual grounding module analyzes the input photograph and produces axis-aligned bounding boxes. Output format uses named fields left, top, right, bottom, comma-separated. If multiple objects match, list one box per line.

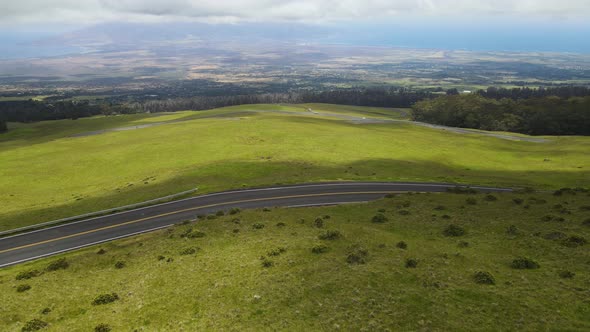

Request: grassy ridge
left=0, top=104, right=589, bottom=231
left=1, top=191, right=589, bottom=331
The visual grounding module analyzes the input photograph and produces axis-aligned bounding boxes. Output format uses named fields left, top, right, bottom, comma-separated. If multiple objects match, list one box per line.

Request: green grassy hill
left=2, top=191, right=589, bottom=331
left=1, top=103, right=589, bottom=231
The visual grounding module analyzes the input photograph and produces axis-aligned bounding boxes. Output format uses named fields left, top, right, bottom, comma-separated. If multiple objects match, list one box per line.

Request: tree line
left=412, top=94, right=590, bottom=135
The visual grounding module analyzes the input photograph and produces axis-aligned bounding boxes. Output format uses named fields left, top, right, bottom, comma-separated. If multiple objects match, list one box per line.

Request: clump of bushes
left=96, top=249, right=106, bottom=255
left=40, top=308, right=51, bottom=315
left=114, top=261, right=126, bottom=269
left=346, top=245, right=369, bottom=265
left=206, top=214, right=217, bottom=220
left=396, top=241, right=408, bottom=249
left=46, top=258, right=69, bottom=272
left=276, top=222, right=286, bottom=227
left=94, top=324, right=112, bottom=332
left=511, top=257, right=540, bottom=269
left=473, top=271, right=495, bottom=285
left=252, top=223, right=265, bottom=229
left=21, top=319, right=48, bottom=331
left=229, top=208, right=241, bottom=215
left=263, top=208, right=271, bottom=212
left=443, top=224, right=466, bottom=237
left=441, top=214, right=451, bottom=219
left=484, top=194, right=498, bottom=201
left=559, top=270, right=575, bottom=279
left=378, top=209, right=386, bottom=213
left=405, top=258, right=418, bottom=268
left=543, top=232, right=566, bottom=240
left=92, top=293, right=120, bottom=305
left=371, top=214, right=388, bottom=223
left=465, top=198, right=477, bottom=205
left=318, top=230, right=342, bottom=240
left=311, top=244, right=329, bottom=254
left=267, top=247, right=286, bottom=256
left=512, top=198, right=524, bottom=205
left=457, top=241, right=470, bottom=248
left=398, top=210, right=410, bottom=216
left=434, top=205, right=446, bottom=211
left=313, top=218, right=324, bottom=228
left=261, top=259, right=274, bottom=268
left=322, top=215, right=331, bottom=219
left=216, top=210, right=225, bottom=216
left=16, top=270, right=41, bottom=280
left=179, top=247, right=199, bottom=255
left=506, top=225, right=519, bottom=236
left=583, top=218, right=590, bottom=227
left=562, top=236, right=587, bottom=247
left=17, top=284, right=31, bottom=293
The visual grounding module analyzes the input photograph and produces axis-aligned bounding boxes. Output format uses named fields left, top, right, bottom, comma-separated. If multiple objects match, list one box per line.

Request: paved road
left=0, top=182, right=511, bottom=268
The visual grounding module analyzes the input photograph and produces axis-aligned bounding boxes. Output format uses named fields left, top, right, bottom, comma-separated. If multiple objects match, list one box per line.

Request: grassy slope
left=1, top=191, right=589, bottom=331
left=0, top=104, right=589, bottom=231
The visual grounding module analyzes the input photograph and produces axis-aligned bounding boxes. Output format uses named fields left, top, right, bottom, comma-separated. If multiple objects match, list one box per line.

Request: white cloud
left=0, top=0, right=588, bottom=25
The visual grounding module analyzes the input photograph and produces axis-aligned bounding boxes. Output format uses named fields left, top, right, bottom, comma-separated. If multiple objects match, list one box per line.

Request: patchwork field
left=1, top=104, right=589, bottom=231
left=1, top=191, right=589, bottom=331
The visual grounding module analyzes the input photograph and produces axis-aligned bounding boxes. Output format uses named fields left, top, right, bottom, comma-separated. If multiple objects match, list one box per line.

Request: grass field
left=0, top=103, right=589, bottom=231
left=1, top=191, right=589, bottom=331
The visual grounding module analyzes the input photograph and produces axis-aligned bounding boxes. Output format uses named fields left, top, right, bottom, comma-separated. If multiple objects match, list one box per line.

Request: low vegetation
left=2, top=191, right=588, bottom=330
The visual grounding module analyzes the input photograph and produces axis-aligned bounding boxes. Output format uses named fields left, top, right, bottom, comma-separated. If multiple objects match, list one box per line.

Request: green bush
left=434, top=205, right=446, bottom=210
left=398, top=210, right=410, bottom=216
left=313, top=218, right=324, bottom=228
left=15, top=270, right=41, bottom=280
left=443, top=224, right=466, bottom=237
left=323, top=215, right=331, bottom=219
left=16, top=284, right=31, bottom=293
left=261, top=259, right=274, bottom=268
left=252, top=223, right=265, bottom=229
left=457, top=241, right=470, bottom=248
left=206, top=215, right=217, bottom=220
left=318, top=230, right=342, bottom=240
left=179, top=247, right=199, bottom=255
left=21, top=319, right=48, bottom=332
left=371, top=214, right=388, bottom=223
left=473, top=271, right=495, bottom=285
left=346, top=245, right=369, bottom=265
left=543, top=232, right=566, bottom=240
left=114, top=261, right=126, bottom=269
left=396, top=241, right=408, bottom=249
left=92, top=293, right=119, bottom=305
left=216, top=210, right=225, bottom=216
left=40, top=308, right=51, bottom=315
left=45, top=258, right=69, bottom=272
left=484, top=194, right=498, bottom=201
left=562, top=236, right=587, bottom=247
left=511, top=257, right=540, bottom=269
left=311, top=244, right=329, bottom=254
left=229, top=208, right=241, bottom=215
left=276, top=222, right=286, bottom=227
left=405, top=258, right=418, bottom=268
left=267, top=247, right=286, bottom=256
left=187, top=231, right=206, bottom=238
left=583, top=218, right=590, bottom=227
left=559, top=270, right=575, bottom=279
left=506, top=225, right=519, bottom=235
left=94, top=324, right=112, bottom=332
left=512, top=198, right=524, bottom=205
left=465, top=198, right=477, bottom=205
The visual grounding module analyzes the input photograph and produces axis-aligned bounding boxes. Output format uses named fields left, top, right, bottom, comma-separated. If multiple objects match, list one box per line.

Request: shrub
left=232, top=218, right=241, bottom=224
left=458, top=241, right=470, bottom=248
left=206, top=215, right=217, bottom=220
left=562, top=236, right=587, bottom=247
left=252, top=223, right=265, bottom=229
left=512, top=198, right=524, bottom=205
left=465, top=198, right=477, bottom=205
left=267, top=247, right=286, bottom=256
left=398, top=210, right=410, bottom=216
left=441, top=214, right=451, bottom=219
left=157, top=255, right=165, bottom=261
left=276, top=222, right=286, bottom=227
left=346, top=245, right=369, bottom=265
left=511, top=257, right=540, bottom=269
left=17, top=284, right=31, bottom=293
left=583, top=218, right=590, bottom=227
left=312, top=244, right=329, bottom=254
left=46, top=258, right=69, bottom=272
left=96, top=249, right=106, bottom=255
left=484, top=194, right=498, bottom=201
left=232, top=229, right=240, bottom=233
left=400, top=201, right=411, bottom=208
left=580, top=205, right=590, bottom=211
left=396, top=241, right=408, bottom=249
left=92, top=293, right=120, bottom=305
left=318, top=230, right=342, bottom=240
left=263, top=208, right=271, bottom=212
left=187, top=231, right=206, bottom=238
left=216, top=210, right=225, bottom=216
left=40, top=308, right=51, bottom=315
left=371, top=214, right=388, bottom=223
left=261, top=259, right=273, bottom=268
left=434, top=205, right=446, bottom=210
left=94, top=324, right=112, bottom=332
left=473, top=271, right=495, bottom=285
left=506, top=225, right=519, bottom=235
left=543, top=232, right=566, bottom=240
left=385, top=193, right=396, bottom=198
left=16, top=270, right=41, bottom=280
left=21, top=319, right=48, bottom=332
left=179, top=247, right=199, bottom=255
left=405, top=258, right=418, bottom=268
left=378, top=209, right=386, bottom=213
left=323, top=215, right=331, bottom=219
left=313, top=218, right=324, bottom=228
left=114, top=261, right=126, bottom=269
left=559, top=271, right=575, bottom=279
left=443, top=224, right=466, bottom=237
left=229, top=208, right=241, bottom=215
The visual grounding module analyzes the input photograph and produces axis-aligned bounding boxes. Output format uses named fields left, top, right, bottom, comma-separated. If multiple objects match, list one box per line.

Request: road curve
left=0, top=182, right=511, bottom=267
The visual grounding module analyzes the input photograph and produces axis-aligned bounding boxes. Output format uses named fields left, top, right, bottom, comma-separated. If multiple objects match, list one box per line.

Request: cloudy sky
left=1, top=0, right=589, bottom=25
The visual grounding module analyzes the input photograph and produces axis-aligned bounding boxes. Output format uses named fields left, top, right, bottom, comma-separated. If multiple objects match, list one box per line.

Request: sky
left=0, top=0, right=589, bottom=56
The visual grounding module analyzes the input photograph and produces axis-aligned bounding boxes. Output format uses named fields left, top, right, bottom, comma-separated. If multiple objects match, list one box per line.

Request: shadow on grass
left=1, top=158, right=588, bottom=232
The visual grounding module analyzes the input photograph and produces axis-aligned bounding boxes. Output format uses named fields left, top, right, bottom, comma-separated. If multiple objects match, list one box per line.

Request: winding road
left=0, top=182, right=512, bottom=268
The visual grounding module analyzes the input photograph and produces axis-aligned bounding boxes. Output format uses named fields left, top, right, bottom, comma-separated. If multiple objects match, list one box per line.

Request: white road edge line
left=0, top=224, right=173, bottom=268
left=0, top=182, right=511, bottom=240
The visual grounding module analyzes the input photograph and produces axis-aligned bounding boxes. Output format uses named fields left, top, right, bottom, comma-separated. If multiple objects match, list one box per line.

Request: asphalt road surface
left=0, top=182, right=512, bottom=267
